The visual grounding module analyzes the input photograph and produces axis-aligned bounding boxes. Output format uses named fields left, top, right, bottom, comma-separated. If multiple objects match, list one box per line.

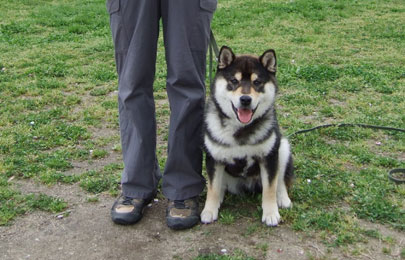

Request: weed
left=362, top=229, right=381, bottom=240
left=255, top=243, right=268, bottom=255
left=243, top=223, right=260, bottom=237
left=218, top=209, right=236, bottom=225
left=79, top=164, right=122, bottom=194
left=382, top=247, right=391, bottom=254
left=90, top=149, right=108, bottom=159
left=87, top=196, right=99, bottom=203
left=195, top=249, right=255, bottom=260
left=0, top=187, right=67, bottom=225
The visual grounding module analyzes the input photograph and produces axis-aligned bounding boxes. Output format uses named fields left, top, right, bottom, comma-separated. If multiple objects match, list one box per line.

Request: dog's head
left=212, top=46, right=278, bottom=125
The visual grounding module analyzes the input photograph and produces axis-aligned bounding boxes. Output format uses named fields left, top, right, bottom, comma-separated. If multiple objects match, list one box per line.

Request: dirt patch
left=357, top=220, right=405, bottom=259
left=0, top=189, right=310, bottom=260
left=1, top=180, right=404, bottom=260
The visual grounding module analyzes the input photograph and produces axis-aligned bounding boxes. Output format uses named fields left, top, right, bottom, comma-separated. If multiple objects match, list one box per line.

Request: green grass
left=195, top=249, right=255, bottom=260
left=0, top=180, right=67, bottom=225
left=0, top=0, right=404, bottom=255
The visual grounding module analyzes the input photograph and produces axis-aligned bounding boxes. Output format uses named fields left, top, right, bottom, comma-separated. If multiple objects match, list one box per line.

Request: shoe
left=166, top=197, right=200, bottom=230
left=111, top=195, right=152, bottom=225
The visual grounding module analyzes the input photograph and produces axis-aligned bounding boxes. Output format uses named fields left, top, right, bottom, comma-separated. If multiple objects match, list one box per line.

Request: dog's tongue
left=237, top=109, right=253, bottom=123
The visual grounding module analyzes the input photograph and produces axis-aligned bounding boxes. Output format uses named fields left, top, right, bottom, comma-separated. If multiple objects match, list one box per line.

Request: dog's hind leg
left=201, top=163, right=225, bottom=224
left=277, top=138, right=293, bottom=209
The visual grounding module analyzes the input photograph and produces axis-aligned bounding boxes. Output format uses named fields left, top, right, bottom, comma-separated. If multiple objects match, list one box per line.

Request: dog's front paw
left=262, top=209, right=281, bottom=227
left=201, top=208, right=218, bottom=224
left=277, top=195, right=292, bottom=209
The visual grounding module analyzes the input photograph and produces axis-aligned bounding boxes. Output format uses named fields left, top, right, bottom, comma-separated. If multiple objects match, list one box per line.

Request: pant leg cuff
left=121, top=185, right=157, bottom=200
left=162, top=183, right=205, bottom=201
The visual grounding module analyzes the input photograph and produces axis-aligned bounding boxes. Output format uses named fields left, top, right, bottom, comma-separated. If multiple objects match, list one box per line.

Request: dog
left=201, top=46, right=294, bottom=226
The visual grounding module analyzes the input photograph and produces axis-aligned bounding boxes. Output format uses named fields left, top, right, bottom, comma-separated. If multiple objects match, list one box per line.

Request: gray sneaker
left=166, top=197, right=200, bottom=230
left=111, top=195, right=152, bottom=225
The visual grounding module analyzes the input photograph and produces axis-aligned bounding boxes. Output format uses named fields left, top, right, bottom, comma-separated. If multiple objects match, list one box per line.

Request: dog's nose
left=240, top=96, right=252, bottom=106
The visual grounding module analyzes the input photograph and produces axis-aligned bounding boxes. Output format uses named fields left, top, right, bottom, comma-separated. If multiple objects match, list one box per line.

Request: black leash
left=288, top=123, right=405, bottom=138
left=209, top=29, right=219, bottom=87
left=288, top=123, right=405, bottom=184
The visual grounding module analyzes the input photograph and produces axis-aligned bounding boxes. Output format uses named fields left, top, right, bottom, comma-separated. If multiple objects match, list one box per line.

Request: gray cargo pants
left=106, top=0, right=216, bottom=200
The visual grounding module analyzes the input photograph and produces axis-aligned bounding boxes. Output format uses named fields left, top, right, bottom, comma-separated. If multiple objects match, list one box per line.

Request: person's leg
left=108, top=0, right=161, bottom=201
left=161, top=0, right=217, bottom=230
left=160, top=0, right=217, bottom=201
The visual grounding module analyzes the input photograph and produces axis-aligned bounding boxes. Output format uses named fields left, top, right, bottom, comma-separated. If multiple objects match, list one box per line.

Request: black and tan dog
left=201, top=46, right=294, bottom=226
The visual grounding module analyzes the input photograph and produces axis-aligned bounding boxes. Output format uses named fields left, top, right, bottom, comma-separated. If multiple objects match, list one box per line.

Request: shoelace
left=122, top=196, right=133, bottom=205
left=173, top=200, right=187, bottom=209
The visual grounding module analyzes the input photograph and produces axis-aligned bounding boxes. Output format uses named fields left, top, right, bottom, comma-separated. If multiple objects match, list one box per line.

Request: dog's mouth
left=232, top=103, right=258, bottom=124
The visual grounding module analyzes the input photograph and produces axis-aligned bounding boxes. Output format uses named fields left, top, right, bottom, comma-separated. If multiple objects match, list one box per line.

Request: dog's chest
left=224, top=156, right=260, bottom=179
left=204, top=127, right=277, bottom=164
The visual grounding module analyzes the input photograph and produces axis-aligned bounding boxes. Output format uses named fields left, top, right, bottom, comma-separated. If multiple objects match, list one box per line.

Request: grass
left=194, top=249, right=255, bottom=260
left=0, top=182, right=67, bottom=225
left=0, top=0, right=404, bottom=256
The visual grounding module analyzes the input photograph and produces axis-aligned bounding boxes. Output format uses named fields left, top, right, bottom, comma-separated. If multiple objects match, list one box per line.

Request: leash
left=209, top=29, right=219, bottom=87
left=288, top=123, right=405, bottom=184
left=288, top=123, right=405, bottom=137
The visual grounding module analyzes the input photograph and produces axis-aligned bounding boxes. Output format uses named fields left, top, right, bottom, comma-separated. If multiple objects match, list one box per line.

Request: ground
left=1, top=177, right=404, bottom=260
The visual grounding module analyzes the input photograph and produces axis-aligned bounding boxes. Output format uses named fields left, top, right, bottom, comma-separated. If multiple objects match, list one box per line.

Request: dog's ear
left=218, top=46, right=235, bottom=69
left=260, top=49, right=277, bottom=73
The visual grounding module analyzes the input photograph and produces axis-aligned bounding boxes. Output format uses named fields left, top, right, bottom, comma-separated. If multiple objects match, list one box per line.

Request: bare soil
left=1, top=179, right=404, bottom=260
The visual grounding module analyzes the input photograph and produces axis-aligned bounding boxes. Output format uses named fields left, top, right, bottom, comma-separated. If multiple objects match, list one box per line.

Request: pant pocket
left=188, top=0, right=216, bottom=52
left=106, top=0, right=120, bottom=14
left=107, top=0, right=129, bottom=56
left=200, top=0, right=218, bottom=13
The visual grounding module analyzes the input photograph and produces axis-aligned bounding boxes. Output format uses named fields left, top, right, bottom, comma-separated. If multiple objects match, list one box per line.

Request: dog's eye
left=230, top=79, right=239, bottom=85
left=253, top=80, right=262, bottom=86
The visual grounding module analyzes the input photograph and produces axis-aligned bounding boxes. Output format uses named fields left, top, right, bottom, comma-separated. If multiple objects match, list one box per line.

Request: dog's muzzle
left=232, top=97, right=258, bottom=124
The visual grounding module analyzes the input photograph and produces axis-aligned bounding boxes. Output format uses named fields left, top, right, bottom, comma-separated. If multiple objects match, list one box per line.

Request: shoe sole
left=167, top=216, right=199, bottom=230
